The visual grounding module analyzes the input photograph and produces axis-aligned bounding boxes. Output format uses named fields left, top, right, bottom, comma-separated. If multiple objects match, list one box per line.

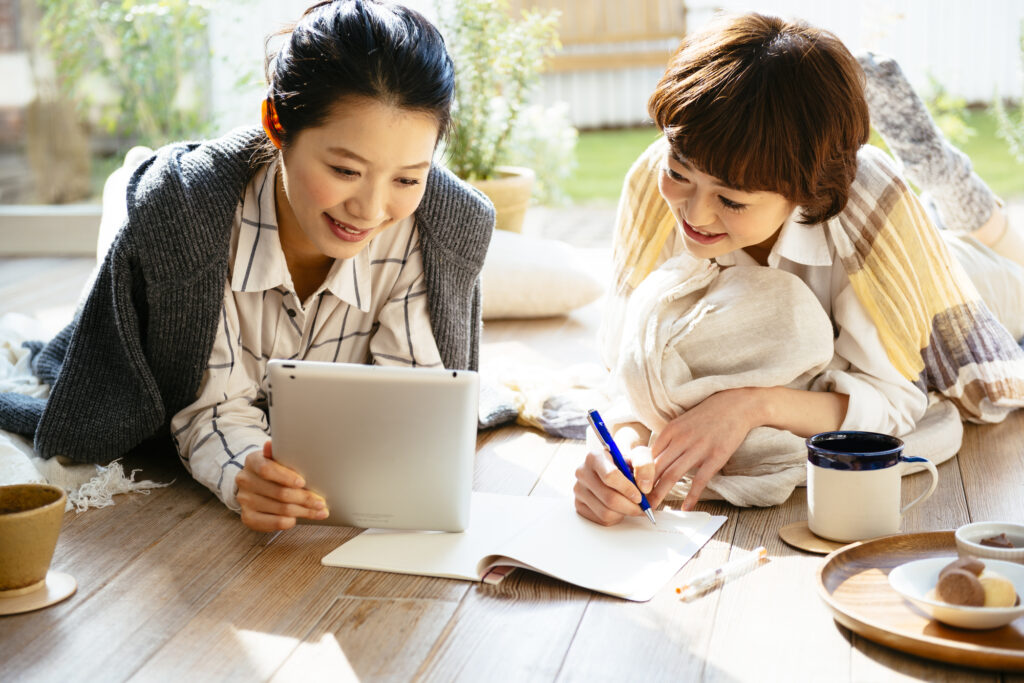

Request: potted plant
left=436, top=0, right=564, bottom=232
left=32, top=0, right=211, bottom=202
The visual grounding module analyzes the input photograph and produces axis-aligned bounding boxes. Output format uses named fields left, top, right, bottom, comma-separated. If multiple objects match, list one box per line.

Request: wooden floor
left=1, top=255, right=1023, bottom=682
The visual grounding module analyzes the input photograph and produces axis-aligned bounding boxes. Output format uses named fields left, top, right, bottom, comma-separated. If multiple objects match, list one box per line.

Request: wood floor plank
left=481, top=302, right=604, bottom=366
left=851, top=645, right=997, bottom=683
left=414, top=573, right=592, bottom=683
left=473, top=426, right=564, bottom=495
left=0, top=257, right=88, bottom=291
left=2, top=497, right=273, bottom=682
left=129, top=524, right=361, bottom=682
left=0, top=256, right=94, bottom=317
left=900, top=455, right=972, bottom=533
left=0, top=456, right=206, bottom=663
left=958, top=411, right=1024, bottom=521
left=531, top=438, right=587, bottom=498
left=340, top=569, right=469, bottom=603
left=271, top=597, right=460, bottom=683
left=700, top=493, right=856, bottom=682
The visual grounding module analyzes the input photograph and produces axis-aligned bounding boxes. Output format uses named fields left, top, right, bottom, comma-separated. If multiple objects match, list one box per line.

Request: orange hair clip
left=261, top=97, right=285, bottom=149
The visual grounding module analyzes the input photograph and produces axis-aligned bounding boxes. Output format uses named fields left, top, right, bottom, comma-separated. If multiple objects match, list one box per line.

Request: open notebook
left=322, top=492, right=726, bottom=602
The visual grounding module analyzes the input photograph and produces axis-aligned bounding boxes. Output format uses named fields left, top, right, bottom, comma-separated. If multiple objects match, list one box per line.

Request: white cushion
left=480, top=230, right=605, bottom=319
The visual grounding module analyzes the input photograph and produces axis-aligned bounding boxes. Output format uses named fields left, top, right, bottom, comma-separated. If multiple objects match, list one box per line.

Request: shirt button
left=287, top=309, right=296, bottom=318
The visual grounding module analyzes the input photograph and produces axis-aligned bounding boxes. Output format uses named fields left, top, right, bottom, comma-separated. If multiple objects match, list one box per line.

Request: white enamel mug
left=806, top=431, right=939, bottom=543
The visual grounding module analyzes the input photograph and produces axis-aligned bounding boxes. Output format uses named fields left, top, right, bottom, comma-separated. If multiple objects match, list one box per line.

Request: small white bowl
left=888, top=556, right=1024, bottom=630
left=955, top=521, right=1024, bottom=564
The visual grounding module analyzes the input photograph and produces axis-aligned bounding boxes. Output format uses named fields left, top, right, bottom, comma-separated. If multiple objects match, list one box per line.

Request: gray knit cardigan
left=0, top=128, right=494, bottom=463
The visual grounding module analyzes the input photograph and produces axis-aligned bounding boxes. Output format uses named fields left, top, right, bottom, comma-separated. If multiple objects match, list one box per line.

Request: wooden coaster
left=0, top=571, right=77, bottom=616
left=778, top=521, right=849, bottom=555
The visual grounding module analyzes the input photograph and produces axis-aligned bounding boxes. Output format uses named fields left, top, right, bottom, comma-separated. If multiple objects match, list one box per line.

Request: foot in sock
left=858, top=51, right=997, bottom=233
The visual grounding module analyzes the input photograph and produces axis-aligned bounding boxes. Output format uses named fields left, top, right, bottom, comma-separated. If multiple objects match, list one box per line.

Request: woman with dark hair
left=0, top=0, right=494, bottom=531
left=574, top=13, right=1024, bottom=525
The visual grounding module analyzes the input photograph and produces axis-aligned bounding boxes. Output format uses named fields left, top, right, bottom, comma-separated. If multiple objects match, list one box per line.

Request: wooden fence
left=508, top=0, right=687, bottom=72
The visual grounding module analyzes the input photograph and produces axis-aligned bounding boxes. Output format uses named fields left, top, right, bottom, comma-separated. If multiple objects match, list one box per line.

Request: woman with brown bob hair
left=649, top=13, right=869, bottom=227
left=574, top=13, right=1024, bottom=526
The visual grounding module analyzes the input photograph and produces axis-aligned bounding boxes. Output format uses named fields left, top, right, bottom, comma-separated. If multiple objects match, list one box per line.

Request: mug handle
left=899, top=456, right=939, bottom=515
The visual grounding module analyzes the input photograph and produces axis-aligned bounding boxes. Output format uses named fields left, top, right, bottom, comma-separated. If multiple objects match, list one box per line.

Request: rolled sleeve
left=170, top=297, right=269, bottom=512
left=172, top=396, right=268, bottom=512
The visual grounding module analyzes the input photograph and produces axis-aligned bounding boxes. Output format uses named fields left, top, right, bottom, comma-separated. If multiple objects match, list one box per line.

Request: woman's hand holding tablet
left=236, top=441, right=329, bottom=532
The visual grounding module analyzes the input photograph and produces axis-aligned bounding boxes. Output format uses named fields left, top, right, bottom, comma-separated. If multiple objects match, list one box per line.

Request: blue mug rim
left=806, top=430, right=905, bottom=471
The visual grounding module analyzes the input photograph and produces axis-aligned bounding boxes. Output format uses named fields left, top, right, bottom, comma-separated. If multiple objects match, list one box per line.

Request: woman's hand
left=647, top=386, right=848, bottom=510
left=235, top=440, right=328, bottom=532
left=573, top=423, right=655, bottom=526
left=648, top=388, right=761, bottom=511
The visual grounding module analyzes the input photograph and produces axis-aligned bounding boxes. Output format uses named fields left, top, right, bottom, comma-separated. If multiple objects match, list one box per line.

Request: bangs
left=656, top=52, right=809, bottom=203
left=648, top=13, right=870, bottom=224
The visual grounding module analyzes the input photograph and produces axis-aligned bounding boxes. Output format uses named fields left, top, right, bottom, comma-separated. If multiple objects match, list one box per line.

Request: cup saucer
left=0, top=571, right=77, bottom=616
left=778, top=520, right=850, bottom=555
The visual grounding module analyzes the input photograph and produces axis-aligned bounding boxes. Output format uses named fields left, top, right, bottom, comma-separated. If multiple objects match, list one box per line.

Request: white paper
left=322, top=492, right=726, bottom=601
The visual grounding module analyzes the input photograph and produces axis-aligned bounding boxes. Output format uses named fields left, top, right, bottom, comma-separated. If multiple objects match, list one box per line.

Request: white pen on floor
left=676, top=546, right=769, bottom=601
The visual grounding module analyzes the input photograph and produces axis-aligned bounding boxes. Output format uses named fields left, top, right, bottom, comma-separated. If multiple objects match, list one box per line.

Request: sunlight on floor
left=492, top=430, right=551, bottom=461
left=272, top=633, right=362, bottom=682
left=233, top=628, right=359, bottom=681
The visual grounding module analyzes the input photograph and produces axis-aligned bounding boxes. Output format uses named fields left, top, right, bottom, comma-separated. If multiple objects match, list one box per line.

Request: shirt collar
left=231, top=161, right=289, bottom=294
left=322, top=248, right=372, bottom=313
left=714, top=207, right=833, bottom=268
left=230, top=160, right=372, bottom=312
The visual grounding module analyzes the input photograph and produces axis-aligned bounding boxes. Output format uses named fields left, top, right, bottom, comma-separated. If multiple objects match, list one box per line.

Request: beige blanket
left=613, top=256, right=962, bottom=507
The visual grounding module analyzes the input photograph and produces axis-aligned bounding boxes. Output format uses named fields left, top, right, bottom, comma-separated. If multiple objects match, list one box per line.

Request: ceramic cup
left=806, top=431, right=938, bottom=543
left=0, top=484, right=66, bottom=596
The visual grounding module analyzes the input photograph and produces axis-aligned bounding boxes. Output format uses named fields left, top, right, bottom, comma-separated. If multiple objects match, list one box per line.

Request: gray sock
left=858, top=52, right=996, bottom=232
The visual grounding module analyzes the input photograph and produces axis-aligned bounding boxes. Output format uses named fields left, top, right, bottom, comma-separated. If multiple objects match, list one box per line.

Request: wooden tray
left=817, top=531, right=1024, bottom=671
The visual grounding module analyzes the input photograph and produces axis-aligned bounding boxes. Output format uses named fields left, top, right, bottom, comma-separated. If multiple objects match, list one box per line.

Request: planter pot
left=468, top=166, right=535, bottom=233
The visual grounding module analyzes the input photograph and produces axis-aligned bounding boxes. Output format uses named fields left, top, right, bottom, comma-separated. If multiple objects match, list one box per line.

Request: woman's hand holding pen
left=573, top=391, right=759, bottom=525
left=573, top=423, right=656, bottom=526
left=236, top=441, right=329, bottom=532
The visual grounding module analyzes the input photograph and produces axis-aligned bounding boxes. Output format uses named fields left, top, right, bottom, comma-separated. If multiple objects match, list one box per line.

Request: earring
left=262, top=97, right=285, bottom=149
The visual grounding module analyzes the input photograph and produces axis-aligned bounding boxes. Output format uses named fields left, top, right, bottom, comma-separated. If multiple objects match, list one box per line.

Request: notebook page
left=492, top=504, right=726, bottom=601
left=321, top=493, right=558, bottom=580
left=323, top=493, right=724, bottom=601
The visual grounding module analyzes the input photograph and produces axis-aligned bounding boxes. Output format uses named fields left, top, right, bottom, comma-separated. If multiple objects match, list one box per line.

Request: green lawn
left=565, top=108, right=1024, bottom=206
left=959, top=108, right=1024, bottom=200
left=564, top=126, right=660, bottom=205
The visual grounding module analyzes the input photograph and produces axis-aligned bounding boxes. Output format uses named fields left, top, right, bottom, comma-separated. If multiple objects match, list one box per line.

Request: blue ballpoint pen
left=587, top=409, right=656, bottom=526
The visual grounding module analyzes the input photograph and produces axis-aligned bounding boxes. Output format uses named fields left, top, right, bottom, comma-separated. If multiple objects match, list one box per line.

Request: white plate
left=888, top=557, right=1024, bottom=630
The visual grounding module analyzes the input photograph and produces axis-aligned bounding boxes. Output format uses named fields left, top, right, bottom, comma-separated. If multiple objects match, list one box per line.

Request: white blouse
left=171, top=161, right=442, bottom=510
left=600, top=211, right=929, bottom=437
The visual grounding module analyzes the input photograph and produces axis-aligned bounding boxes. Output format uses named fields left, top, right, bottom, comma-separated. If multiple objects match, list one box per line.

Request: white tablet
left=267, top=360, right=478, bottom=532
